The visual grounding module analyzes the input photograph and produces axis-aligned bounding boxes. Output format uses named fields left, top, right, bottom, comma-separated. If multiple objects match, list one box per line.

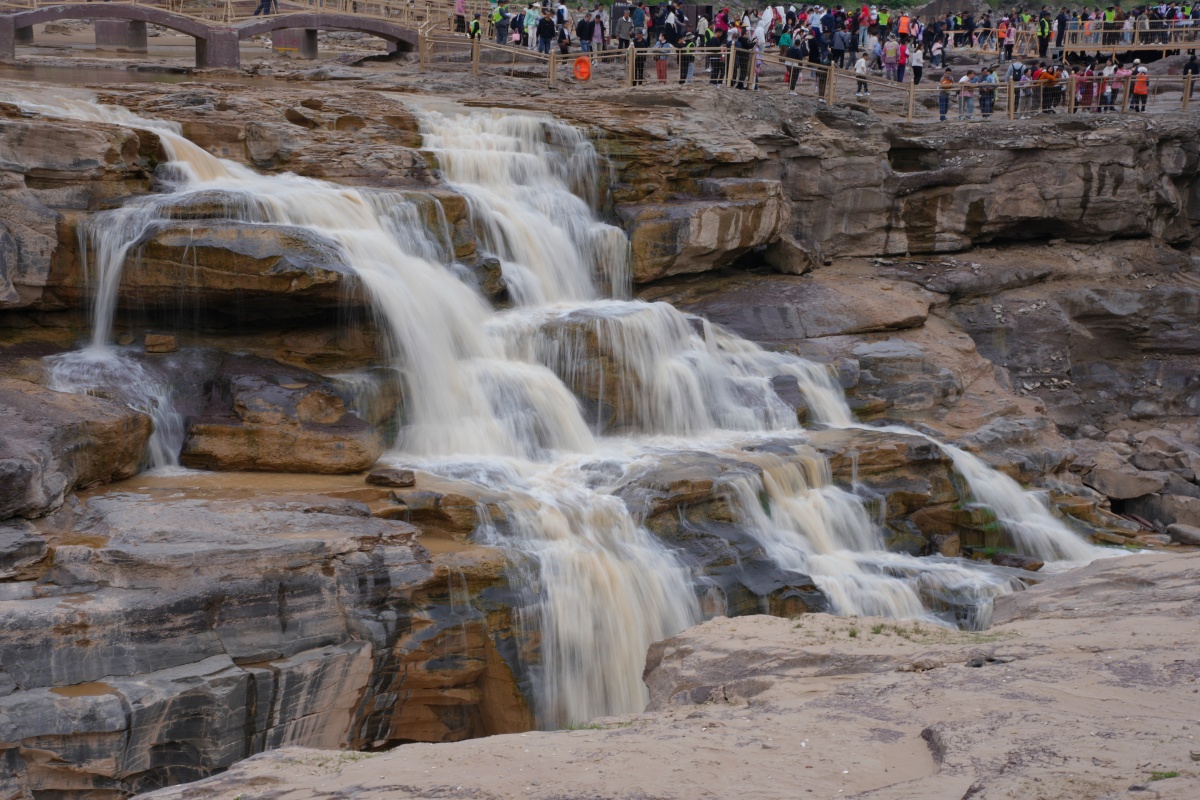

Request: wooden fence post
left=1066, top=73, right=1076, bottom=113
left=1121, top=74, right=1131, bottom=113
left=1007, top=79, right=1015, bottom=119
left=906, top=79, right=915, bottom=121
left=548, top=48, right=557, bottom=86
left=471, top=36, right=480, bottom=77
left=826, top=63, right=835, bottom=103
left=725, top=47, right=735, bottom=87
left=1184, top=74, right=1193, bottom=113
left=626, top=44, right=633, bottom=87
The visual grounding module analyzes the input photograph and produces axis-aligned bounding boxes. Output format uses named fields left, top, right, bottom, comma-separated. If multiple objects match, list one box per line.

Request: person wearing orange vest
left=898, top=13, right=909, bottom=36
left=1131, top=66, right=1149, bottom=112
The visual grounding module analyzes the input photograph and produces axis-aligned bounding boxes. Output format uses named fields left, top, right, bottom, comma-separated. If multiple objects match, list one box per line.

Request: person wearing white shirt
left=854, top=53, right=869, bottom=96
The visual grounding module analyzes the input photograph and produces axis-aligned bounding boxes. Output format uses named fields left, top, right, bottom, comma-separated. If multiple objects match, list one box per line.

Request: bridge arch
left=0, top=4, right=238, bottom=68
left=236, top=13, right=417, bottom=55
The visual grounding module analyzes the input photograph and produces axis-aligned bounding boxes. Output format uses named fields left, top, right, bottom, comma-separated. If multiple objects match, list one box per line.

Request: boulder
left=641, top=269, right=938, bottom=345
left=1166, top=523, right=1200, bottom=546
left=1083, top=468, right=1166, bottom=500
left=180, top=355, right=384, bottom=473
left=0, top=378, right=151, bottom=519
left=366, top=467, right=416, bottom=487
left=120, top=221, right=356, bottom=319
left=991, top=553, right=1044, bottom=572
left=1125, top=493, right=1200, bottom=529
left=618, top=179, right=788, bottom=284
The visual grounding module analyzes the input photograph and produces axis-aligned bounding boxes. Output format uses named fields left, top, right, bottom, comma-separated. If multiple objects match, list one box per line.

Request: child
left=854, top=51, right=869, bottom=97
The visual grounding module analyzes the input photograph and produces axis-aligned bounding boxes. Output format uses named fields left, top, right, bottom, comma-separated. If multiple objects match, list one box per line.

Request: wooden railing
left=945, top=20, right=1200, bottom=58
left=418, top=32, right=1200, bottom=120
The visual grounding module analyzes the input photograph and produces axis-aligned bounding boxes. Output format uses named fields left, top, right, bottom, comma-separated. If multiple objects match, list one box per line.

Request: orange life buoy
left=573, top=56, right=591, bottom=81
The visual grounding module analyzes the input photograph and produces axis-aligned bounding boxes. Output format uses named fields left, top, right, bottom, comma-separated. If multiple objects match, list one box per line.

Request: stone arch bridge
left=0, top=4, right=419, bottom=68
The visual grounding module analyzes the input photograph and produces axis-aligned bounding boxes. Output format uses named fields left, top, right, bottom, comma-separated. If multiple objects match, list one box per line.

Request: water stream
left=8, top=86, right=1106, bottom=728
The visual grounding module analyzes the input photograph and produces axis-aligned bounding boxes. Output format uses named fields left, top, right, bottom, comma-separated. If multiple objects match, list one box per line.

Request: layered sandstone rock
left=0, top=377, right=151, bottom=520
left=0, top=487, right=532, bottom=797
left=179, top=354, right=385, bottom=473
left=137, top=552, right=1200, bottom=800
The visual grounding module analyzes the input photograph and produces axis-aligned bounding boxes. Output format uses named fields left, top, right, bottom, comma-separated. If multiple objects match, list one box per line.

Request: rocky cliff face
left=0, top=484, right=532, bottom=797
left=1, top=78, right=1199, bottom=799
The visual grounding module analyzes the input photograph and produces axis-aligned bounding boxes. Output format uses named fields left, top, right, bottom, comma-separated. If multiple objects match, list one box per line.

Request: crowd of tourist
left=447, top=2, right=1200, bottom=115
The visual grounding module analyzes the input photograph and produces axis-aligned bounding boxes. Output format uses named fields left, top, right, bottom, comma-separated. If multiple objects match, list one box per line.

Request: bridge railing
left=0, top=0, right=486, bottom=28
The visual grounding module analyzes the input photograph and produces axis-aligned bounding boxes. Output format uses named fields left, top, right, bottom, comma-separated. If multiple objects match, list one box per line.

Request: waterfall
left=10, top=89, right=1105, bottom=728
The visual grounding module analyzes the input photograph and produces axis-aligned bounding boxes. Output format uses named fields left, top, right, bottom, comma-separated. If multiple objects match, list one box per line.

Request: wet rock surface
left=140, top=553, right=1200, bottom=800
left=0, top=377, right=151, bottom=520
left=0, top=481, right=532, bottom=797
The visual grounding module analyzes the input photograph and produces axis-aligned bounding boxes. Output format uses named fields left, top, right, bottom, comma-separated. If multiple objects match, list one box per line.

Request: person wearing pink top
left=455, top=0, right=467, bottom=33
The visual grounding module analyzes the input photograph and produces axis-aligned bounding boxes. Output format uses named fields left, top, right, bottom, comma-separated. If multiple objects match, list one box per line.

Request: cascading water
left=12, top=87, right=1106, bottom=729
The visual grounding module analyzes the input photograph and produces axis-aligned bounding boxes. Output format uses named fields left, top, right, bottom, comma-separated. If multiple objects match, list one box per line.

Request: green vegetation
left=1150, top=771, right=1179, bottom=781
left=871, top=623, right=885, bottom=635
left=848, top=626, right=859, bottom=638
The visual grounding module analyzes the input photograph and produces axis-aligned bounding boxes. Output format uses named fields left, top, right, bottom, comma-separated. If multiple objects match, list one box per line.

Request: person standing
left=576, top=12, right=595, bottom=51
left=1037, top=11, right=1052, bottom=56
left=909, top=42, right=923, bottom=84
left=653, top=32, right=671, bottom=82
left=454, top=0, right=467, bottom=33
left=854, top=48, right=870, bottom=95
left=632, top=29, right=649, bottom=84
left=468, top=12, right=482, bottom=40
left=592, top=9, right=606, bottom=51
left=1131, top=65, right=1149, bottom=110
left=896, top=36, right=908, bottom=82
left=734, top=26, right=754, bottom=89
left=978, top=65, right=997, bottom=117
left=832, top=22, right=851, bottom=67
left=494, top=5, right=511, bottom=45
left=679, top=29, right=696, bottom=83
left=615, top=8, right=633, bottom=49
left=958, top=68, right=976, bottom=119
left=1056, top=6, right=1069, bottom=48
left=536, top=9, right=556, bottom=54
left=938, top=67, right=954, bottom=120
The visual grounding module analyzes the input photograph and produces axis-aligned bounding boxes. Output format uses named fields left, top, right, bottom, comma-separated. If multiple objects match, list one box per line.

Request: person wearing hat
left=1131, top=64, right=1149, bottom=111
left=468, top=12, right=482, bottom=40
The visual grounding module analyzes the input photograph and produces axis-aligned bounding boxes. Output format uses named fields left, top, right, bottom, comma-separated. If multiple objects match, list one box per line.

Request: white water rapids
left=8, top=87, right=1108, bottom=728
